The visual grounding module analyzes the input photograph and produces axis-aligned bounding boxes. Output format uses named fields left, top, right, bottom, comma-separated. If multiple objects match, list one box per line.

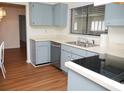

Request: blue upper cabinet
left=53, top=3, right=68, bottom=27
left=29, top=3, right=53, bottom=26
left=29, top=3, right=68, bottom=26
left=105, top=3, right=124, bottom=26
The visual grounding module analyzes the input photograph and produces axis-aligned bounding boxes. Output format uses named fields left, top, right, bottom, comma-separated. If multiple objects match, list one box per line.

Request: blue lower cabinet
left=61, top=50, right=83, bottom=73
left=30, top=40, right=50, bottom=65
left=61, top=44, right=97, bottom=72
left=61, top=50, right=72, bottom=72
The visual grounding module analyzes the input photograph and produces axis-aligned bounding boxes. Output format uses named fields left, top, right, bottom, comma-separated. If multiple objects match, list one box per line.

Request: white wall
left=107, top=27, right=124, bottom=50
left=0, top=4, right=25, bottom=49
left=108, top=27, right=124, bottom=44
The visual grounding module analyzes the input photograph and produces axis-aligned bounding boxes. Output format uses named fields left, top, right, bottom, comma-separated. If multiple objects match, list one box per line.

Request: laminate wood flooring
left=0, top=48, right=67, bottom=91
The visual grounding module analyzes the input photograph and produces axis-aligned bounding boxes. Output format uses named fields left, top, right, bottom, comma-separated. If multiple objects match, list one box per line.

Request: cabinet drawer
left=71, top=54, right=84, bottom=60
left=61, top=44, right=73, bottom=52
left=61, top=44, right=87, bottom=57
left=86, top=51, right=97, bottom=57
left=53, top=3, right=68, bottom=27
left=36, top=41, right=50, bottom=46
left=71, top=47, right=87, bottom=57
left=61, top=44, right=97, bottom=57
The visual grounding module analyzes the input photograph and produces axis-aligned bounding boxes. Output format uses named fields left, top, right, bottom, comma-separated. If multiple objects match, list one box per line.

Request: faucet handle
left=77, top=37, right=82, bottom=42
left=92, top=40, right=95, bottom=44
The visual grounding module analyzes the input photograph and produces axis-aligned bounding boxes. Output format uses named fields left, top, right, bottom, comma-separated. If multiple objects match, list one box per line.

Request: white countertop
left=30, top=36, right=107, bottom=54
left=65, top=61, right=124, bottom=91
left=30, top=35, right=124, bottom=57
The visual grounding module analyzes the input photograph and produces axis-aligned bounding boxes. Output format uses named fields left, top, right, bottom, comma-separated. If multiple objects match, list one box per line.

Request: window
left=71, top=6, right=87, bottom=34
left=71, top=4, right=108, bottom=36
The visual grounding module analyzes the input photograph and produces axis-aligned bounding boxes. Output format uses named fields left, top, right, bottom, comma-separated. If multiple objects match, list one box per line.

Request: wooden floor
left=0, top=48, right=67, bottom=91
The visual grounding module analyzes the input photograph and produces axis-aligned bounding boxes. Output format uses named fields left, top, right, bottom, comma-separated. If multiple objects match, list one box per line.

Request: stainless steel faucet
left=77, top=37, right=88, bottom=43
left=92, top=40, right=95, bottom=45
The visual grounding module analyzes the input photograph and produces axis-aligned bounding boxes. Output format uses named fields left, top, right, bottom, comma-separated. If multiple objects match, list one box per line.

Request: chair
left=0, top=42, right=6, bottom=79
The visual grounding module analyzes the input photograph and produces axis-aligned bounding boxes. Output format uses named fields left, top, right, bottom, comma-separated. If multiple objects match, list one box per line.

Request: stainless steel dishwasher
left=51, top=41, right=61, bottom=69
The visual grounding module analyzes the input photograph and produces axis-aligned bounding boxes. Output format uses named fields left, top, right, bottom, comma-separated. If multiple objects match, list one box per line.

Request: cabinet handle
left=32, top=4, right=34, bottom=8
left=68, top=56, right=71, bottom=59
left=33, top=22, right=35, bottom=24
left=108, top=22, right=110, bottom=24
left=51, top=44, right=61, bottom=48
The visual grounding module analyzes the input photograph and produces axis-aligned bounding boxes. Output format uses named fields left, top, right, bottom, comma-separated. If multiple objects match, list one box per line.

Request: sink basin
left=66, top=41, right=98, bottom=48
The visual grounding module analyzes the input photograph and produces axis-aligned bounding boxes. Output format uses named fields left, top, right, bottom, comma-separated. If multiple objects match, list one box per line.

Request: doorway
left=19, top=14, right=27, bottom=58
left=19, top=15, right=26, bottom=48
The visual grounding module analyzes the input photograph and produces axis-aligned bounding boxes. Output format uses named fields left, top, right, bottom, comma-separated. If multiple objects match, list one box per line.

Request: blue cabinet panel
left=61, top=50, right=71, bottom=72
left=30, top=40, right=50, bottom=65
left=30, top=40, right=36, bottom=64
left=68, top=69, right=108, bottom=91
left=105, top=3, right=124, bottom=26
left=53, top=3, right=68, bottom=27
left=29, top=3, right=68, bottom=26
left=36, top=45, right=50, bottom=64
left=61, top=44, right=97, bottom=57
left=61, top=44, right=97, bottom=72
left=71, top=54, right=83, bottom=60
left=29, top=3, right=53, bottom=26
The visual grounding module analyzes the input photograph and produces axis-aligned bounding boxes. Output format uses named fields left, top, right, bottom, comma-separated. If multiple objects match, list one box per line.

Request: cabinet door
left=30, top=40, right=36, bottom=64
left=71, top=54, right=83, bottom=60
left=53, top=3, right=68, bottom=27
left=36, top=45, right=50, bottom=65
left=86, top=51, right=97, bottom=57
left=29, top=3, right=53, bottom=26
left=61, top=50, right=71, bottom=72
left=36, top=41, right=50, bottom=64
left=105, top=3, right=124, bottom=26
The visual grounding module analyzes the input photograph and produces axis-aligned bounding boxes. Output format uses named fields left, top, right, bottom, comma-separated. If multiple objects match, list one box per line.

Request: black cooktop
left=72, top=54, right=124, bottom=84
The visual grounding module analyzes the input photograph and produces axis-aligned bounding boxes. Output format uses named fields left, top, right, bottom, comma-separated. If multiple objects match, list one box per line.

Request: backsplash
left=29, top=26, right=62, bottom=37
left=108, top=27, right=124, bottom=49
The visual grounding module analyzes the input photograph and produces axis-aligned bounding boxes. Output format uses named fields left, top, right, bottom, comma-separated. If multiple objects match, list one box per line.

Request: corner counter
left=65, top=61, right=124, bottom=91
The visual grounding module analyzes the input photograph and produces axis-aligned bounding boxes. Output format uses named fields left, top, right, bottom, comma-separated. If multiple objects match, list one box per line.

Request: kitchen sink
left=66, top=41, right=98, bottom=48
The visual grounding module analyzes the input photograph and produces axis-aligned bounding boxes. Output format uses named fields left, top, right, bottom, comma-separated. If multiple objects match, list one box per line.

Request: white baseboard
left=26, top=59, right=31, bottom=63
left=30, top=62, right=51, bottom=68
